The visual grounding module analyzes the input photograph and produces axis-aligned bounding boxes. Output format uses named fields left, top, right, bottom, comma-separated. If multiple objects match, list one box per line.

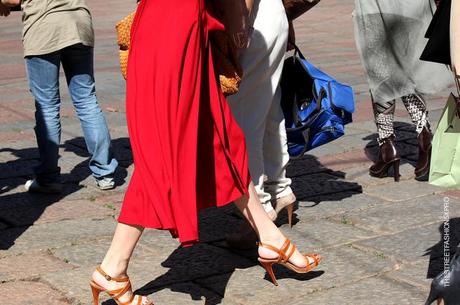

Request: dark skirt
left=421, top=0, right=452, bottom=65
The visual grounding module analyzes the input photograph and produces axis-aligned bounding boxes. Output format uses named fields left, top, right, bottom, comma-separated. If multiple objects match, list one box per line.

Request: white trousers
left=227, top=0, right=292, bottom=212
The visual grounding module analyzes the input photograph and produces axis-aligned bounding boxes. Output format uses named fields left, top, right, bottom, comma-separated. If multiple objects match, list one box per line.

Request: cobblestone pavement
left=1, top=1, right=460, bottom=304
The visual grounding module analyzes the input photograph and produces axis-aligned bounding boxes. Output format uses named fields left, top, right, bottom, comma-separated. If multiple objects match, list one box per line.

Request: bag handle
left=292, top=43, right=306, bottom=61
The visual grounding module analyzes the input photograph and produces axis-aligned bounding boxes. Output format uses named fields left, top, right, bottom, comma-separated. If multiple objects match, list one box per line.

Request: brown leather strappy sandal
left=258, top=239, right=322, bottom=286
left=90, top=266, right=153, bottom=305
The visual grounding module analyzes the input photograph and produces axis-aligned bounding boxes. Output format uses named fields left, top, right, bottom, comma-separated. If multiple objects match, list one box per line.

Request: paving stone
left=296, top=192, right=385, bottom=221
left=348, top=120, right=379, bottom=133
left=0, top=198, right=114, bottom=227
left=145, top=282, right=224, bottom=305
left=291, top=172, right=362, bottom=201
left=344, top=161, right=416, bottom=187
left=287, top=154, right=334, bottom=177
left=364, top=180, right=443, bottom=202
left=0, top=251, right=73, bottom=282
left=342, top=126, right=369, bottom=136
left=285, top=218, right=376, bottom=250
left=288, top=276, right=426, bottom=305
left=198, top=207, right=244, bottom=243
left=93, top=192, right=125, bottom=213
left=305, top=143, right=348, bottom=158
left=334, top=194, right=460, bottom=234
left=0, top=158, right=37, bottom=179
left=196, top=245, right=395, bottom=305
left=317, top=149, right=371, bottom=172
left=43, top=257, right=172, bottom=305
left=333, top=134, right=373, bottom=152
left=353, top=222, right=460, bottom=264
left=51, top=237, right=154, bottom=268
left=51, top=184, right=101, bottom=202
left=140, top=243, right=255, bottom=289
left=45, top=243, right=253, bottom=305
left=442, top=189, right=460, bottom=200
left=42, top=265, right=107, bottom=305
left=384, top=259, right=433, bottom=291
left=0, top=217, right=116, bottom=255
left=0, top=176, right=28, bottom=199
left=0, top=281, right=70, bottom=305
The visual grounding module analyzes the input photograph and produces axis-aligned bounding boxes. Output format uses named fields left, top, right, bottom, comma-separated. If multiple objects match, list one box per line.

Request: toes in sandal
left=258, top=239, right=322, bottom=286
left=90, top=266, right=153, bottom=305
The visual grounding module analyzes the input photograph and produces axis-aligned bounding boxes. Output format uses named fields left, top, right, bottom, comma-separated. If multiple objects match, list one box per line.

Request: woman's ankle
left=258, top=231, right=285, bottom=247
left=100, top=256, right=129, bottom=277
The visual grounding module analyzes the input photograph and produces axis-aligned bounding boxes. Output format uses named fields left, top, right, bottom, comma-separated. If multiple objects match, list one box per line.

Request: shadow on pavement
left=131, top=239, right=324, bottom=305
left=0, top=137, right=131, bottom=250
left=425, top=217, right=460, bottom=279
left=284, top=153, right=363, bottom=226
left=112, top=150, right=356, bottom=304
left=363, top=121, right=419, bottom=172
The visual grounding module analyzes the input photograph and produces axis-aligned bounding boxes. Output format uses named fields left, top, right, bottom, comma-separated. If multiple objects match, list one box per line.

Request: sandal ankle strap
left=96, top=266, right=129, bottom=282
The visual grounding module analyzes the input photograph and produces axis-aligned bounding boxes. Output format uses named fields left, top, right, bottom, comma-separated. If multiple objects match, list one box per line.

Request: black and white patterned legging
left=372, top=93, right=429, bottom=145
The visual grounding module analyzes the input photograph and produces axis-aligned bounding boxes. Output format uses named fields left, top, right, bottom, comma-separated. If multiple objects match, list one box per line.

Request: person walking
left=227, top=0, right=296, bottom=225
left=0, top=0, right=118, bottom=192
left=353, top=0, right=453, bottom=182
left=87, top=0, right=322, bottom=304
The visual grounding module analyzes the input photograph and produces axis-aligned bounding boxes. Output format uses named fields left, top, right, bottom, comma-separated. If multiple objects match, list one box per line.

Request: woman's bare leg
left=100, top=223, right=143, bottom=275
left=234, top=182, right=311, bottom=267
left=91, top=223, right=150, bottom=304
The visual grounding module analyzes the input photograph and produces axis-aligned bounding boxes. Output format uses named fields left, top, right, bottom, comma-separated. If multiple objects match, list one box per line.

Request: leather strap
left=258, top=239, right=294, bottom=263
left=111, top=281, right=132, bottom=300
left=96, top=266, right=129, bottom=282
left=284, top=244, right=297, bottom=263
left=279, top=239, right=291, bottom=262
left=305, top=253, right=320, bottom=268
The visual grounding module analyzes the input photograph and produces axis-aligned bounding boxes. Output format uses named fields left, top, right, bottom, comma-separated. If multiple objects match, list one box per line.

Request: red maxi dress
left=118, top=0, right=251, bottom=246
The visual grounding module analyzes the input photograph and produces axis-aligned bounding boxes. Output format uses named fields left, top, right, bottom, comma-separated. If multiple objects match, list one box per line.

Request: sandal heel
left=393, top=159, right=400, bottom=182
left=90, top=282, right=102, bottom=305
left=286, top=204, right=294, bottom=228
left=258, top=239, right=322, bottom=286
left=259, top=259, right=278, bottom=286
left=90, top=266, right=154, bottom=305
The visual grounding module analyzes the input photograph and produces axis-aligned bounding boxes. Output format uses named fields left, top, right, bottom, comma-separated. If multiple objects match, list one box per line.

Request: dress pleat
left=118, top=0, right=250, bottom=245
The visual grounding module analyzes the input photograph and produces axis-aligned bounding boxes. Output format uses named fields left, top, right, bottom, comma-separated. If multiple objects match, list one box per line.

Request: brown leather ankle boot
left=414, top=126, right=432, bottom=181
left=369, top=135, right=401, bottom=182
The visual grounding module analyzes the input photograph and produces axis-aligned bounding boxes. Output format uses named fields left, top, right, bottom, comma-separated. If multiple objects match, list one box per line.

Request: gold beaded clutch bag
left=115, top=10, right=242, bottom=96
left=115, top=11, right=136, bottom=80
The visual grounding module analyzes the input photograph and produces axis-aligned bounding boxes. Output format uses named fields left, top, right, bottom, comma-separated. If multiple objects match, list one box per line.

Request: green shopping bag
left=429, top=93, right=460, bottom=188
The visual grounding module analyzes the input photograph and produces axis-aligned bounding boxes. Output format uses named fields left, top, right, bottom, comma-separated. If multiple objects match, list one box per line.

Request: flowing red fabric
left=118, top=0, right=250, bottom=246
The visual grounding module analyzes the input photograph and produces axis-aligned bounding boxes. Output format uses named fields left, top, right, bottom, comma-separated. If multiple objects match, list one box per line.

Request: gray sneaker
left=95, top=176, right=115, bottom=190
left=24, top=179, right=63, bottom=193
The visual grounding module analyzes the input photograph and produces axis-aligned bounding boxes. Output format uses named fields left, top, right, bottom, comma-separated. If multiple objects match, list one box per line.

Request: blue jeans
left=26, top=44, right=118, bottom=184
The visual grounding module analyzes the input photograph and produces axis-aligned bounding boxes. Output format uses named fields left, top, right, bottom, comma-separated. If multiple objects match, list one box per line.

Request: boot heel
left=393, top=160, right=400, bottom=182
left=425, top=285, right=439, bottom=305
left=286, top=204, right=294, bottom=228
left=90, top=282, right=102, bottom=305
left=259, top=259, right=278, bottom=286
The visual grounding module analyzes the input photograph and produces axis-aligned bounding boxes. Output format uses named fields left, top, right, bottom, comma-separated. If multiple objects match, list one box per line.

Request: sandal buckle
left=104, top=274, right=112, bottom=281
